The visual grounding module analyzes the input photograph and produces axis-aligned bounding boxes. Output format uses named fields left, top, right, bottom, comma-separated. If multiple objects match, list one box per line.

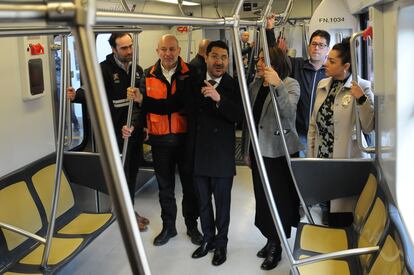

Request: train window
left=53, top=35, right=85, bottom=150
left=396, top=4, right=414, bottom=240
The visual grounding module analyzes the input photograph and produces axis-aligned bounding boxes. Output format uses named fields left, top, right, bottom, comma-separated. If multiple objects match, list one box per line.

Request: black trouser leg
left=118, top=131, right=142, bottom=204
left=211, top=176, right=233, bottom=248
left=177, top=148, right=199, bottom=230
left=194, top=176, right=215, bottom=243
left=152, top=145, right=177, bottom=228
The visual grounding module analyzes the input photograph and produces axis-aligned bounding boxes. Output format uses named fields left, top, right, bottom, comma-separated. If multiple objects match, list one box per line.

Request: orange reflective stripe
left=145, top=63, right=188, bottom=136
left=147, top=114, right=170, bottom=135
left=171, top=113, right=187, bottom=134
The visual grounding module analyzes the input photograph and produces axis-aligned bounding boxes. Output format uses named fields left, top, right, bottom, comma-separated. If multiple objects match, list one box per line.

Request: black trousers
left=117, top=130, right=143, bottom=204
left=151, top=144, right=199, bottom=229
left=250, top=152, right=300, bottom=245
left=194, top=175, right=233, bottom=248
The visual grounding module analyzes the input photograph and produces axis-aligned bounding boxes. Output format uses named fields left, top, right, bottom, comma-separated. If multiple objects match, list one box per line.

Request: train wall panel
left=0, top=37, right=55, bottom=177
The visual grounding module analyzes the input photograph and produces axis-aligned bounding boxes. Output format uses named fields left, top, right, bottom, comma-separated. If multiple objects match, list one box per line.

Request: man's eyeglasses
left=310, top=42, right=327, bottom=49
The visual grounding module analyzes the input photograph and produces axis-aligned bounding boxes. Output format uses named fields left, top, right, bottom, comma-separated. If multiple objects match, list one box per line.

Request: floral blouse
left=316, top=80, right=345, bottom=158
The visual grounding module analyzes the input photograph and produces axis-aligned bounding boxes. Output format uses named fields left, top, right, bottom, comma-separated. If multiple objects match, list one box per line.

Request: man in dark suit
left=124, top=40, right=242, bottom=265
left=189, top=40, right=242, bottom=266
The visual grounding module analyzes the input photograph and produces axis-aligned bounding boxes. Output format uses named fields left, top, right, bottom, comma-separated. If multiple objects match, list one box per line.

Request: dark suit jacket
left=141, top=71, right=243, bottom=178
left=190, top=73, right=242, bottom=177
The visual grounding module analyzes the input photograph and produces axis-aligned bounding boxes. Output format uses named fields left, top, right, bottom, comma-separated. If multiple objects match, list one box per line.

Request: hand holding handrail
left=350, top=26, right=376, bottom=154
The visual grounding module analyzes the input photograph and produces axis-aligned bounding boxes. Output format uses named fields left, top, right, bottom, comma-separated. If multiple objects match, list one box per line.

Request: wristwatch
left=357, top=94, right=367, bottom=105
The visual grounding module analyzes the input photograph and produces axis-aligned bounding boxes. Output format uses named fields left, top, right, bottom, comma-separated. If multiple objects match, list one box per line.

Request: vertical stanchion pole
left=186, top=26, right=193, bottom=62
left=260, top=25, right=314, bottom=224
left=121, top=31, right=139, bottom=166
left=230, top=7, right=299, bottom=275
left=72, top=0, right=150, bottom=273
left=41, top=34, right=69, bottom=268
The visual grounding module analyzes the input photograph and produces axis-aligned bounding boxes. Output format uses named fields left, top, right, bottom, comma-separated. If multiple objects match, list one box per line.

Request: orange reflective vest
left=145, top=60, right=189, bottom=136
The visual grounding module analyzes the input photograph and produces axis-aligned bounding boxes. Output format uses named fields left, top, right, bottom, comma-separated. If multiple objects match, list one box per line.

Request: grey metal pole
left=121, top=32, right=139, bottom=166
left=96, top=11, right=258, bottom=27
left=260, top=26, right=314, bottom=224
left=71, top=0, right=150, bottom=274
left=231, top=15, right=299, bottom=275
left=0, top=222, right=46, bottom=244
left=65, top=49, right=73, bottom=148
left=186, top=26, right=193, bottom=63
left=41, top=34, right=69, bottom=268
left=350, top=31, right=376, bottom=154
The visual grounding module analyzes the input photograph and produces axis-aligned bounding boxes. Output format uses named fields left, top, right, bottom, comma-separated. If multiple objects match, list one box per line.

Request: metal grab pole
left=246, top=27, right=259, bottom=82
left=232, top=24, right=299, bottom=275
left=65, top=49, right=73, bottom=147
left=260, top=26, right=314, bottom=225
left=350, top=29, right=376, bottom=154
left=186, top=26, right=193, bottom=62
left=121, top=33, right=139, bottom=166
left=231, top=1, right=299, bottom=273
left=41, top=34, right=69, bottom=268
left=71, top=1, right=150, bottom=274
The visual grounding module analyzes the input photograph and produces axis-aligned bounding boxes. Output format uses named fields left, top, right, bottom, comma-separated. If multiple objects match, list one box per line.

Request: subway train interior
left=1, top=0, right=414, bottom=274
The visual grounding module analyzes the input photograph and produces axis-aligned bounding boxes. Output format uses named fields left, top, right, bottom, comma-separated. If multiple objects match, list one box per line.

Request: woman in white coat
left=307, top=37, right=374, bottom=159
left=307, top=37, right=374, bottom=222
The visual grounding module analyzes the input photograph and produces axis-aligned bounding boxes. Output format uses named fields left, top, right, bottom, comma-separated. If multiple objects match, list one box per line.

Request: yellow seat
left=298, top=234, right=404, bottom=275
left=58, top=213, right=112, bottom=235
left=0, top=179, right=84, bottom=273
left=368, top=235, right=403, bottom=275
left=19, top=237, right=83, bottom=265
left=0, top=181, right=43, bottom=251
left=31, top=164, right=112, bottom=235
left=299, top=197, right=387, bottom=258
left=298, top=255, right=351, bottom=275
left=296, top=174, right=380, bottom=254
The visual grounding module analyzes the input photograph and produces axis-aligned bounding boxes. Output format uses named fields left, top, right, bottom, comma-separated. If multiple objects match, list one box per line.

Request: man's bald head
left=198, top=39, right=210, bottom=57
left=241, top=31, right=249, bottom=43
left=158, top=34, right=179, bottom=48
left=156, top=34, right=181, bottom=70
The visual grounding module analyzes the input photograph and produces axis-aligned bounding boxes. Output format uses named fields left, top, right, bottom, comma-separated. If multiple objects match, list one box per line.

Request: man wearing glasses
left=290, top=30, right=331, bottom=225
left=290, top=30, right=331, bottom=157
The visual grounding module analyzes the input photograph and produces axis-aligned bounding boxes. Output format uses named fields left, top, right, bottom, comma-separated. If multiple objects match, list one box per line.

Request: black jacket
left=73, top=53, right=144, bottom=142
left=289, top=58, right=326, bottom=136
left=189, top=54, right=206, bottom=77
left=141, top=71, right=243, bottom=177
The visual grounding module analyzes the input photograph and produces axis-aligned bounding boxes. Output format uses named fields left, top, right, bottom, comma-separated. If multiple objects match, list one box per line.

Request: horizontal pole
left=0, top=4, right=47, bottom=21
left=293, top=246, right=379, bottom=267
left=0, top=222, right=46, bottom=244
left=291, top=157, right=374, bottom=163
left=0, top=25, right=142, bottom=37
left=96, top=11, right=259, bottom=27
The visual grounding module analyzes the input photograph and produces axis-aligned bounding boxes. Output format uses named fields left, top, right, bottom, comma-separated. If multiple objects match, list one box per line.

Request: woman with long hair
left=242, top=46, right=302, bottom=270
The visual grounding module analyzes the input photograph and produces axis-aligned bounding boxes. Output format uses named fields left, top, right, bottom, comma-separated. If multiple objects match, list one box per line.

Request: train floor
left=58, top=166, right=323, bottom=275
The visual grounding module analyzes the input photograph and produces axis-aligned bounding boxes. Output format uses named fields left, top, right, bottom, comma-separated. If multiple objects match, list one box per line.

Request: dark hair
left=332, top=37, right=352, bottom=72
left=206, top=40, right=229, bottom=55
left=108, top=32, right=132, bottom=49
left=309, top=30, right=331, bottom=47
left=260, top=46, right=291, bottom=80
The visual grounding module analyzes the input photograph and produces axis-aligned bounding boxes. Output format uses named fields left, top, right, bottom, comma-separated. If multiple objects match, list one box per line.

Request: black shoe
left=153, top=227, right=177, bottom=246
left=257, top=240, right=270, bottom=258
left=187, top=227, right=203, bottom=245
left=212, top=247, right=227, bottom=266
left=192, top=242, right=214, bottom=258
left=260, top=242, right=282, bottom=270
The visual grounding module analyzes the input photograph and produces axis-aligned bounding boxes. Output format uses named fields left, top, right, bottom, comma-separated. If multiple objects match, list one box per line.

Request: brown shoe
left=138, top=221, right=148, bottom=232
left=135, top=212, right=150, bottom=225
